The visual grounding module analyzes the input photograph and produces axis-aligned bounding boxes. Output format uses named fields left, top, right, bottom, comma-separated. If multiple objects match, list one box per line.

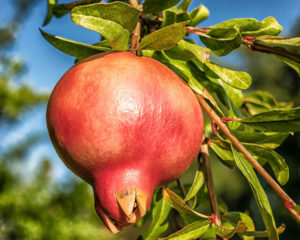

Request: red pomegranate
left=46, top=51, right=204, bottom=233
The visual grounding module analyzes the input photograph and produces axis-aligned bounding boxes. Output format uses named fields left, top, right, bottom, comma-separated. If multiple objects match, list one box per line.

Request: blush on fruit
left=46, top=51, right=204, bottom=233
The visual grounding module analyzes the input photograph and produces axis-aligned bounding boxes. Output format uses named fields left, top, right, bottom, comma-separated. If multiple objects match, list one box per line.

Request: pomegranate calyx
left=115, top=187, right=148, bottom=223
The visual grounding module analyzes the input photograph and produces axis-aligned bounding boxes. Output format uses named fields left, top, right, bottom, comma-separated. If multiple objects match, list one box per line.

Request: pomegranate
left=46, top=51, right=204, bottom=233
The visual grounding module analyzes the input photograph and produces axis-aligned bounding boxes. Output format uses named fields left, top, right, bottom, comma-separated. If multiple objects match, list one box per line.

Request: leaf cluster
left=41, top=0, right=300, bottom=239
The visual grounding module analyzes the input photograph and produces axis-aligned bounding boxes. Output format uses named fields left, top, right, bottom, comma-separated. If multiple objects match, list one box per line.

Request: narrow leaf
left=205, top=62, right=252, bottom=90
left=223, top=211, right=255, bottom=240
left=71, top=4, right=131, bottom=51
left=40, top=30, right=110, bottom=60
left=43, top=0, right=57, bottom=26
left=162, top=188, right=209, bottom=223
left=164, top=40, right=210, bottom=63
left=244, top=144, right=289, bottom=185
left=241, top=107, right=300, bottom=132
left=139, top=197, right=171, bottom=240
left=231, top=130, right=289, bottom=149
left=231, top=146, right=279, bottom=240
left=143, top=0, right=180, bottom=14
left=212, top=17, right=282, bottom=36
left=212, top=221, right=247, bottom=238
left=139, top=22, right=188, bottom=51
left=184, top=164, right=205, bottom=201
left=159, top=221, right=209, bottom=240
left=71, top=2, right=139, bottom=31
left=209, top=142, right=235, bottom=168
left=190, top=5, right=209, bottom=26
left=241, top=224, right=286, bottom=237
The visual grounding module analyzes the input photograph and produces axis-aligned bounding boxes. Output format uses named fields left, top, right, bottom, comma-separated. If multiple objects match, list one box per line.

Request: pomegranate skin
left=46, top=51, right=204, bottom=232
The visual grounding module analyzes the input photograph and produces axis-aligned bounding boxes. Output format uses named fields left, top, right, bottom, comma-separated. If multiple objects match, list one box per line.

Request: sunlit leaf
left=231, top=146, right=279, bottom=240
left=222, top=212, right=255, bottom=240
left=138, top=196, right=171, bottom=240
left=40, top=30, right=110, bottom=60
left=71, top=3, right=133, bottom=51
left=159, top=220, right=209, bottom=240
left=143, top=0, right=180, bottom=13
left=212, top=17, right=282, bottom=36
left=212, top=221, right=247, bottom=238
left=139, top=21, right=188, bottom=50
left=162, top=188, right=209, bottom=223
left=209, top=141, right=235, bottom=168
left=205, top=62, right=252, bottom=90
left=164, top=40, right=210, bottom=62
left=161, top=7, right=191, bottom=27
left=200, top=27, right=243, bottom=56
left=190, top=5, right=209, bottom=26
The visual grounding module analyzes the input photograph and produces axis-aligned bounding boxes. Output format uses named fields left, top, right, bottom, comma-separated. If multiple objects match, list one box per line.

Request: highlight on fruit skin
left=46, top=51, right=204, bottom=233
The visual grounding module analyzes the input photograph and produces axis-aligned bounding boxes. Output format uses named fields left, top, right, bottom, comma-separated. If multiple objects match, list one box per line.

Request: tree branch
left=200, top=141, right=222, bottom=226
left=196, top=94, right=300, bottom=224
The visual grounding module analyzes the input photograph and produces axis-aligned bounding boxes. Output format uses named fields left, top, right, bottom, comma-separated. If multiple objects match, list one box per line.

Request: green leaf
left=139, top=196, right=171, bottom=240
left=43, top=0, right=57, bottom=26
left=164, top=40, right=210, bottom=62
left=231, top=130, right=289, bottom=149
left=244, top=90, right=293, bottom=115
left=158, top=221, right=209, bottom=240
left=231, top=146, right=279, bottom=240
left=162, top=188, right=209, bottom=223
left=143, top=0, right=180, bottom=14
left=277, top=54, right=300, bottom=76
left=209, top=142, right=235, bottom=168
left=161, top=8, right=191, bottom=27
left=200, top=27, right=243, bottom=56
left=72, top=2, right=139, bottom=31
left=190, top=5, right=209, bottom=26
left=292, top=205, right=300, bottom=215
left=177, top=0, right=192, bottom=11
left=212, top=17, right=282, bottom=36
left=139, top=22, right=188, bottom=51
left=241, top=107, right=300, bottom=132
left=241, top=224, right=286, bottom=238
left=184, top=163, right=205, bottom=201
left=71, top=3, right=134, bottom=51
left=212, top=221, right=247, bottom=238
left=40, top=30, right=110, bottom=60
left=205, top=62, right=252, bottom=90
left=244, top=144, right=289, bottom=185
left=222, top=212, right=255, bottom=240
left=254, top=36, right=300, bottom=46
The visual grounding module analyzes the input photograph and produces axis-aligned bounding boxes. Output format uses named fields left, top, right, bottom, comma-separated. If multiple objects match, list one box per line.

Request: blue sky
left=1, top=0, right=300, bottom=180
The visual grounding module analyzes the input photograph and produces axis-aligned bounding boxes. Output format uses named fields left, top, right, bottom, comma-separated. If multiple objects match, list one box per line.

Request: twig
left=129, top=0, right=141, bottom=54
left=200, top=142, right=222, bottom=226
left=196, top=94, right=300, bottom=224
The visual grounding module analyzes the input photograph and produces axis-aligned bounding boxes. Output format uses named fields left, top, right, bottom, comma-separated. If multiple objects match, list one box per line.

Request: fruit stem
left=196, top=94, right=300, bottom=224
left=129, top=0, right=141, bottom=54
left=200, top=141, right=222, bottom=226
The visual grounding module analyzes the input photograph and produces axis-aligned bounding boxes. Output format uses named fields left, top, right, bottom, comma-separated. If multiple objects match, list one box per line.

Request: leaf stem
left=196, top=94, right=300, bottom=224
left=200, top=141, right=222, bottom=226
